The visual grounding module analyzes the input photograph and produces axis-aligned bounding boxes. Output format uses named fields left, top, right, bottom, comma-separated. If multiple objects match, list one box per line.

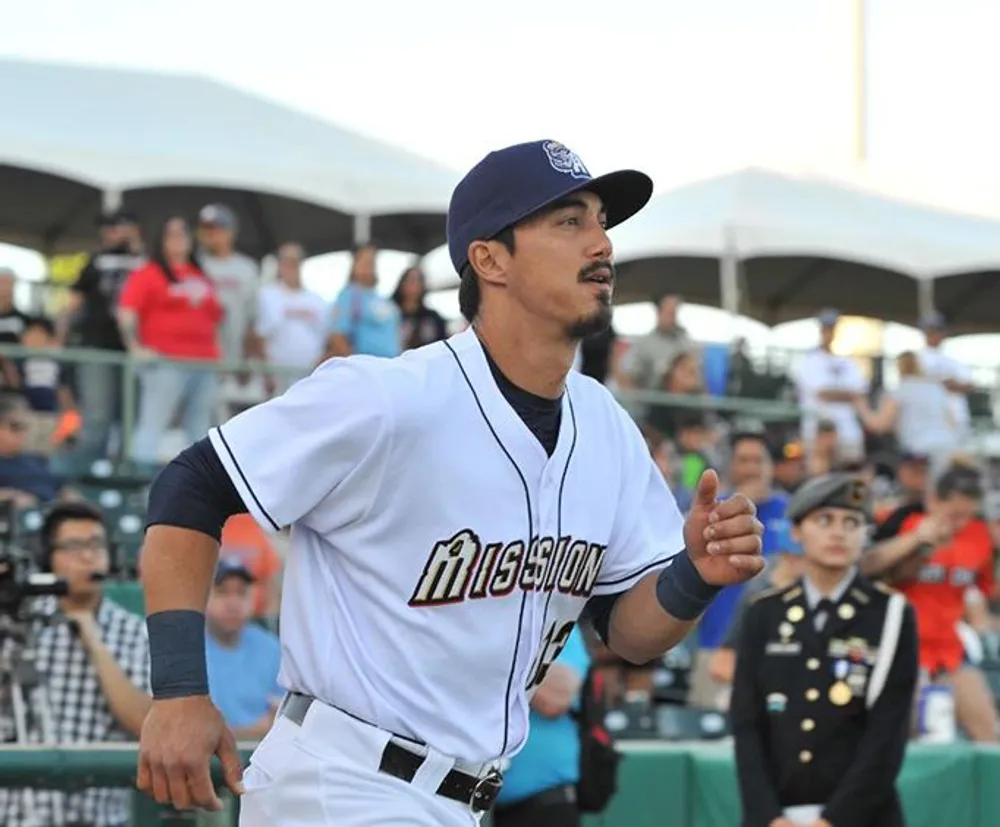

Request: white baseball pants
left=238, top=698, right=488, bottom=827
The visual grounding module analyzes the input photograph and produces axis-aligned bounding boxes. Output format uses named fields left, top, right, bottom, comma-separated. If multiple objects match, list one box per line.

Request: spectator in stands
left=864, top=463, right=999, bottom=742
left=893, top=451, right=930, bottom=507
left=492, top=625, right=590, bottom=827
left=793, top=309, right=868, bottom=465
left=60, top=209, right=145, bottom=462
left=324, top=243, right=401, bottom=359
left=855, top=350, right=958, bottom=462
left=689, top=431, right=792, bottom=709
left=673, top=411, right=715, bottom=492
left=577, top=324, right=618, bottom=385
left=391, top=264, right=449, bottom=351
left=0, top=501, right=151, bottom=827
left=918, top=312, right=975, bottom=448
left=616, top=293, right=692, bottom=390
left=652, top=436, right=693, bottom=514
left=806, top=419, right=841, bottom=476
left=707, top=541, right=804, bottom=696
left=770, top=439, right=807, bottom=495
left=118, top=216, right=223, bottom=469
left=0, top=266, right=31, bottom=389
left=205, top=556, right=282, bottom=740
left=0, top=391, right=67, bottom=506
left=197, top=204, right=262, bottom=380
left=18, top=317, right=75, bottom=457
left=220, top=514, right=283, bottom=619
left=646, top=350, right=705, bottom=438
left=255, top=242, right=328, bottom=396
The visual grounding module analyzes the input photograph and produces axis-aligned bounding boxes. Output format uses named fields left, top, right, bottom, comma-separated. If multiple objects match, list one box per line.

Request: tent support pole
left=917, top=279, right=935, bottom=321
left=353, top=214, right=371, bottom=245
left=720, top=231, right=741, bottom=338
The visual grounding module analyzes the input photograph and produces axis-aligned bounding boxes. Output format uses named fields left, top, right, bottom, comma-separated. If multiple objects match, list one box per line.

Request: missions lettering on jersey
left=408, top=529, right=606, bottom=606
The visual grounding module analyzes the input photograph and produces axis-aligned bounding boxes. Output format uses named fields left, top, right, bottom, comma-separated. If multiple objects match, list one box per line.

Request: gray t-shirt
left=200, top=252, right=260, bottom=363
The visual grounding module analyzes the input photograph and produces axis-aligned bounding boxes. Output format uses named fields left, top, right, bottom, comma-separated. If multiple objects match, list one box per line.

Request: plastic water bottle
left=917, top=682, right=957, bottom=743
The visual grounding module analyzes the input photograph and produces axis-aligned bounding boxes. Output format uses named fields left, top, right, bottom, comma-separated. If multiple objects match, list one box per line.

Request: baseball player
left=135, top=140, right=765, bottom=827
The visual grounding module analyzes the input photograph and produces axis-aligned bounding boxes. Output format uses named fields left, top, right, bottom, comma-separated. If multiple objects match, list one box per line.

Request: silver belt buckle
left=470, top=768, right=503, bottom=812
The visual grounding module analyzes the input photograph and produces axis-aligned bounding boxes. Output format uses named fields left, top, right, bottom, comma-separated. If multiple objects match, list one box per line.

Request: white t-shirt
left=918, top=346, right=972, bottom=435
left=891, top=376, right=958, bottom=457
left=208, top=329, right=684, bottom=764
left=201, top=252, right=260, bottom=363
left=255, top=284, right=329, bottom=368
left=793, top=348, right=868, bottom=447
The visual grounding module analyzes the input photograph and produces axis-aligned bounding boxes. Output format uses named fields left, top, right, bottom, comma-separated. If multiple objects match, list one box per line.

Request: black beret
left=786, top=473, right=871, bottom=524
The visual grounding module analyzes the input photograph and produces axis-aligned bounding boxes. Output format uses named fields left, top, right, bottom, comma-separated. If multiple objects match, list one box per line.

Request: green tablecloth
left=584, top=740, right=1000, bottom=827
left=0, top=740, right=997, bottom=827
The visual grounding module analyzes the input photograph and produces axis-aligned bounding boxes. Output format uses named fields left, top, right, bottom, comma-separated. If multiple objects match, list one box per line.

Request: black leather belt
left=493, top=783, right=577, bottom=817
left=280, top=693, right=503, bottom=813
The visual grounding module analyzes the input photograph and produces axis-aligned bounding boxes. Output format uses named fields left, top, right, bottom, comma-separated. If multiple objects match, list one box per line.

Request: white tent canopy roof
left=608, top=166, right=1000, bottom=279
left=0, top=57, right=459, bottom=214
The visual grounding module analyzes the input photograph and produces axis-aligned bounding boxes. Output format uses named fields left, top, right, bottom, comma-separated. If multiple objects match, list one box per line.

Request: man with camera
left=0, top=502, right=151, bottom=827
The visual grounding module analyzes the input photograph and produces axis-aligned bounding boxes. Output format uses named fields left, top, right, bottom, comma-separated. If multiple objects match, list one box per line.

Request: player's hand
left=683, top=469, right=764, bottom=587
left=137, top=696, right=244, bottom=811
left=768, top=819, right=796, bottom=827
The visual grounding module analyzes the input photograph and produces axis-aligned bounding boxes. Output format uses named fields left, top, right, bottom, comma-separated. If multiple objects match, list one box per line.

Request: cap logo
left=542, top=141, right=590, bottom=180
left=847, top=480, right=868, bottom=506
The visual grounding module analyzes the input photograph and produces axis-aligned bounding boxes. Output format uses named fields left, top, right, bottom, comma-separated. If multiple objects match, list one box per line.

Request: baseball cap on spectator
left=771, top=439, right=805, bottom=463
left=215, top=555, right=256, bottom=585
left=446, top=140, right=653, bottom=274
left=919, top=311, right=948, bottom=332
left=96, top=208, right=138, bottom=227
left=932, top=463, right=984, bottom=500
left=199, top=203, right=239, bottom=233
left=817, top=308, right=841, bottom=327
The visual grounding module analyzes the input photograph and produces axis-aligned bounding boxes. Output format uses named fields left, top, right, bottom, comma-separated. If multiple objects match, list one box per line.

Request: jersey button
left=807, top=658, right=820, bottom=670
left=799, top=750, right=813, bottom=764
left=806, top=688, right=820, bottom=702
left=801, top=718, right=815, bottom=731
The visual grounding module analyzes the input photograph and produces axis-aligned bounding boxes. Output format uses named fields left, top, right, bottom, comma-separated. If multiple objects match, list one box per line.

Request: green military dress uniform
left=730, top=474, right=919, bottom=827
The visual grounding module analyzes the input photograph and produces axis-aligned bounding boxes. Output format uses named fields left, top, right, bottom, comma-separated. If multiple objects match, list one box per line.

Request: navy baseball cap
left=920, top=311, right=947, bottom=332
left=446, top=140, right=654, bottom=274
left=817, top=308, right=841, bottom=327
left=214, top=555, right=255, bottom=585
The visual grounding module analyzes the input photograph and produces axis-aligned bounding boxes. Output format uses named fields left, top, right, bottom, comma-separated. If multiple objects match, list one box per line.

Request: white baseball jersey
left=208, top=328, right=684, bottom=763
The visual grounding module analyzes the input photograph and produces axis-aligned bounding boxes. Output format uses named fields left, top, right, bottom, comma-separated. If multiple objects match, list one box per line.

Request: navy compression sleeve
left=145, top=437, right=248, bottom=539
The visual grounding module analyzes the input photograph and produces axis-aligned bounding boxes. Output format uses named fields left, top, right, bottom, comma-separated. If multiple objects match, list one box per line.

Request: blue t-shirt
left=697, top=491, right=792, bottom=649
left=329, top=284, right=401, bottom=358
left=0, top=454, right=62, bottom=502
left=496, top=626, right=590, bottom=806
left=206, top=623, right=283, bottom=729
left=19, top=356, right=61, bottom=412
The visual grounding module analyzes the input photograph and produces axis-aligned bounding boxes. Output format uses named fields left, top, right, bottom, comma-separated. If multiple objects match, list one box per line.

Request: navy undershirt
left=481, top=346, right=562, bottom=457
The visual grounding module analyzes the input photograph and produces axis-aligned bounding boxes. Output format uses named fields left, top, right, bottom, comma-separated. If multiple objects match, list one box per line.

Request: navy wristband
left=147, top=610, right=209, bottom=699
left=656, top=551, right=722, bottom=621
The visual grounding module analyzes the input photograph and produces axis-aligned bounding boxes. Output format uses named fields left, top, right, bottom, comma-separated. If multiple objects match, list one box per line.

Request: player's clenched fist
left=683, top=469, right=764, bottom=587
left=137, top=696, right=244, bottom=812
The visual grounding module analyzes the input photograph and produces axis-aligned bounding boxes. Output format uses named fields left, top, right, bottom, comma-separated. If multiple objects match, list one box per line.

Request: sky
left=2, top=0, right=999, bottom=376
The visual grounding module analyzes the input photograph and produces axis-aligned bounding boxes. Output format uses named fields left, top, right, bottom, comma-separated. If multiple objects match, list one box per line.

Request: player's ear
left=467, top=240, right=509, bottom=289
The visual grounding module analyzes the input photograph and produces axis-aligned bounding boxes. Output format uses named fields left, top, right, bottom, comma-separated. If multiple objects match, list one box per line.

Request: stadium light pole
left=854, top=0, right=867, bottom=164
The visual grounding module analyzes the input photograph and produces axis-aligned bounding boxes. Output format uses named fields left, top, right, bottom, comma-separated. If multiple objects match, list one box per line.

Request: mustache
left=578, top=261, right=616, bottom=283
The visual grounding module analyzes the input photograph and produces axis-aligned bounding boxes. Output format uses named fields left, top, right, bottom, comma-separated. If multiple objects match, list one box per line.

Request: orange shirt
left=220, top=515, right=282, bottom=617
left=895, top=512, right=995, bottom=674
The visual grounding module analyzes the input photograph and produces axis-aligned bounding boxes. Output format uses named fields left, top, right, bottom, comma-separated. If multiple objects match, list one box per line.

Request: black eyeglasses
left=52, top=537, right=108, bottom=554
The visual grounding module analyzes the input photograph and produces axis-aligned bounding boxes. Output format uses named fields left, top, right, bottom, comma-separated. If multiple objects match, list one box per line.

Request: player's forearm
left=606, top=571, right=700, bottom=664
left=141, top=526, right=220, bottom=614
left=817, top=389, right=861, bottom=402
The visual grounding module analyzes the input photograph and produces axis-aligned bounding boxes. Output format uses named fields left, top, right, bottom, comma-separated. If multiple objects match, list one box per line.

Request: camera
left=0, top=500, right=68, bottom=621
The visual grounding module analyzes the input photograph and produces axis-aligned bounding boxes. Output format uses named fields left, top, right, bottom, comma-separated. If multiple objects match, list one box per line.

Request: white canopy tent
left=0, top=58, right=458, bottom=257
left=424, top=166, right=1000, bottom=332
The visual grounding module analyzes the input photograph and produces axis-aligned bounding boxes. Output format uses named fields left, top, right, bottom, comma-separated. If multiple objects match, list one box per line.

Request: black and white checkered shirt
left=0, top=595, right=150, bottom=827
